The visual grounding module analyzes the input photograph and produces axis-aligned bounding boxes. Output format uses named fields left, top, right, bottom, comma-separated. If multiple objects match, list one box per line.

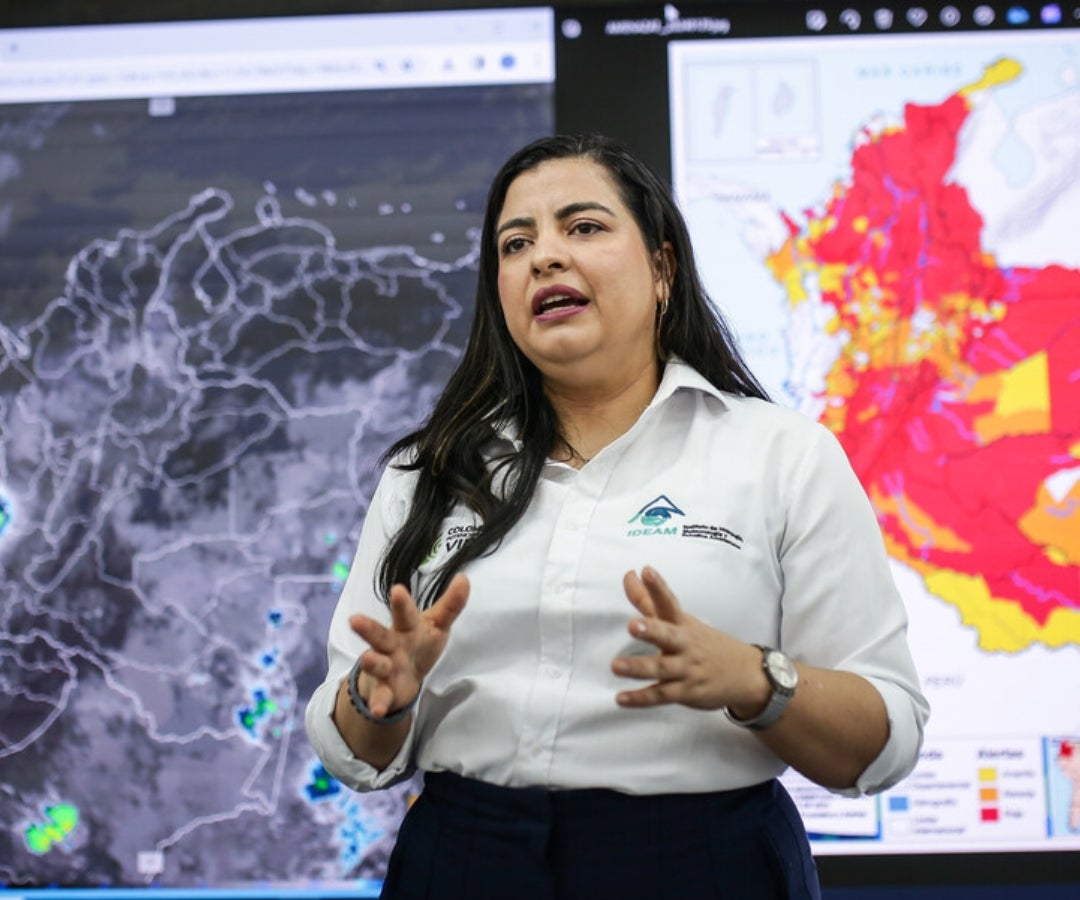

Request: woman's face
left=494, top=156, right=667, bottom=388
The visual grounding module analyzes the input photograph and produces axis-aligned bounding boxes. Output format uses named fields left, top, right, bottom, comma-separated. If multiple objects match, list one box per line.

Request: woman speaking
left=306, top=133, right=929, bottom=899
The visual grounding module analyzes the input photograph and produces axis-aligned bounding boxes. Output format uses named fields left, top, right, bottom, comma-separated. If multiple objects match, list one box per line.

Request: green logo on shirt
left=423, top=524, right=480, bottom=564
left=627, top=495, right=684, bottom=537
left=421, top=536, right=442, bottom=565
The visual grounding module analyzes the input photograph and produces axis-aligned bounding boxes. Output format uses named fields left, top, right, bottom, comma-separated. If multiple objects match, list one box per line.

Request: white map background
left=0, top=85, right=551, bottom=889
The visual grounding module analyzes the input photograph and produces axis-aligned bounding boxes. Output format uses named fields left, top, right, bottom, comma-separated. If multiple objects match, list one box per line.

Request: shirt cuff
left=849, top=675, right=928, bottom=797
left=304, top=677, right=417, bottom=792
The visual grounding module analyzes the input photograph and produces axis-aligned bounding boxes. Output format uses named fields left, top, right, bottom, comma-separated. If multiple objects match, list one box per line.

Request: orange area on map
left=766, top=60, right=1080, bottom=651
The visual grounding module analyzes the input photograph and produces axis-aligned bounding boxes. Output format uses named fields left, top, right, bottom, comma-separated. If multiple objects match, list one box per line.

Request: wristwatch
left=724, top=645, right=798, bottom=731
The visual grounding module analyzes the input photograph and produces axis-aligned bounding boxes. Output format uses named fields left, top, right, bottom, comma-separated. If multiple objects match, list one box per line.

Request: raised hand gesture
left=612, top=566, right=762, bottom=712
left=349, top=573, right=470, bottom=719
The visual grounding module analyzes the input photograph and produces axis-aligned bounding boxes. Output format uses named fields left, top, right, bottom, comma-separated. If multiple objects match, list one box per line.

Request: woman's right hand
left=348, top=573, right=470, bottom=719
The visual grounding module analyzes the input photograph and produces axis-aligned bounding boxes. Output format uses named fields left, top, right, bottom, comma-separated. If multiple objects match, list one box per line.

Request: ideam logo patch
left=625, top=495, right=744, bottom=548
left=627, top=495, right=685, bottom=536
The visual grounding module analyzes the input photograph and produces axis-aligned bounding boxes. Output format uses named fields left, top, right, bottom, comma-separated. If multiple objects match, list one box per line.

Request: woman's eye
left=501, top=236, right=528, bottom=255
left=572, top=221, right=602, bottom=236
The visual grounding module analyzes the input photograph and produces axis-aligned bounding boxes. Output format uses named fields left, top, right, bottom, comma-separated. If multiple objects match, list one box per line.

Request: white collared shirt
left=306, top=359, right=929, bottom=798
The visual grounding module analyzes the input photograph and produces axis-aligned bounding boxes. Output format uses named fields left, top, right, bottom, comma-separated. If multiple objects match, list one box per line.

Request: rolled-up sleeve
left=778, top=425, right=930, bottom=797
left=304, top=464, right=421, bottom=791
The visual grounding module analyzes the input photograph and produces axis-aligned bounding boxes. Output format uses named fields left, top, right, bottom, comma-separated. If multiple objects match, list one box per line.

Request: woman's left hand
left=613, top=567, right=894, bottom=790
left=612, top=565, right=763, bottom=711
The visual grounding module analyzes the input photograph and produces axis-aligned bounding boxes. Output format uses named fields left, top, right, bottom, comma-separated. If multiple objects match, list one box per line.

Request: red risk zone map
left=766, top=59, right=1080, bottom=653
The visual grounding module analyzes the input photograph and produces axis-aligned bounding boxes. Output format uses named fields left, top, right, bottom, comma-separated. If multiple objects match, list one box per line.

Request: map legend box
left=880, top=741, right=1047, bottom=846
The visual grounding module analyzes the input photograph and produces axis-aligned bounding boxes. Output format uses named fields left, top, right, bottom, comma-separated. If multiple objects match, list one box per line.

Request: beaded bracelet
left=346, top=657, right=419, bottom=725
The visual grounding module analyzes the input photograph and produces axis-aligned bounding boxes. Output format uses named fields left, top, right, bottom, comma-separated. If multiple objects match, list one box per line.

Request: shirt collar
left=491, top=356, right=728, bottom=450
left=650, top=355, right=730, bottom=409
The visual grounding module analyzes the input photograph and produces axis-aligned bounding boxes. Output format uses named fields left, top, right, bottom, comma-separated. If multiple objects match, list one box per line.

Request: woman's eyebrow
left=495, top=215, right=533, bottom=239
left=495, top=201, right=616, bottom=239
left=554, top=201, right=615, bottom=220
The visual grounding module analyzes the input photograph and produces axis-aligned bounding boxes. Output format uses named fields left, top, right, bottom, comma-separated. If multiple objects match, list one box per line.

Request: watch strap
left=723, top=645, right=796, bottom=731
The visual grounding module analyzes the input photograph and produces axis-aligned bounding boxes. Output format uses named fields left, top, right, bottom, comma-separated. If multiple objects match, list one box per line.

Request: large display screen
left=1, top=1, right=1078, bottom=896
left=0, top=7, right=554, bottom=896
left=557, top=0, right=1080, bottom=884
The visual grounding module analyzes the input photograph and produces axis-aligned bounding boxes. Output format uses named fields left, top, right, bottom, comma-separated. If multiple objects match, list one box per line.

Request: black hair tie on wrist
left=347, top=657, right=420, bottom=725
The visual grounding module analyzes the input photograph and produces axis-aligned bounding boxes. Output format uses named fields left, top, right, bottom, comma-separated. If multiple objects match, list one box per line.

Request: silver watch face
left=765, top=649, right=799, bottom=692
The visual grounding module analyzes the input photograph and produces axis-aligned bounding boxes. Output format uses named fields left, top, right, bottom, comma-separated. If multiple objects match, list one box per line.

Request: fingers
left=623, top=566, right=682, bottom=624
left=358, top=645, right=422, bottom=717
left=352, top=663, right=399, bottom=718
left=615, top=569, right=717, bottom=710
left=349, top=575, right=469, bottom=676
left=345, top=575, right=469, bottom=723
left=640, top=566, right=682, bottom=622
left=359, top=647, right=393, bottom=681
left=612, top=612, right=690, bottom=710
left=616, top=682, right=680, bottom=708
left=388, top=583, right=422, bottom=633
left=612, top=641, right=703, bottom=708
left=427, top=573, right=470, bottom=631
left=612, top=651, right=684, bottom=682
left=625, top=615, right=687, bottom=654
left=623, top=570, right=657, bottom=618
left=365, top=679, right=397, bottom=718
left=352, top=575, right=469, bottom=640
left=350, top=614, right=396, bottom=653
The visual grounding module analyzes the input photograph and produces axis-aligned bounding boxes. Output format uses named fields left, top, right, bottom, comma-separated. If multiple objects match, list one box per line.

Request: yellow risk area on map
left=765, top=239, right=809, bottom=305
left=974, top=350, right=1051, bottom=441
left=959, top=58, right=1024, bottom=96
left=923, top=567, right=1080, bottom=652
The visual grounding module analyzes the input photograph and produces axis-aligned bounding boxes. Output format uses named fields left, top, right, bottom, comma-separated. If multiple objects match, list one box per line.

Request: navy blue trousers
left=381, top=771, right=821, bottom=899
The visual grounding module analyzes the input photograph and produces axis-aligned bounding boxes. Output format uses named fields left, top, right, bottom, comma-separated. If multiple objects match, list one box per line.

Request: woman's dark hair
left=377, top=133, right=769, bottom=607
